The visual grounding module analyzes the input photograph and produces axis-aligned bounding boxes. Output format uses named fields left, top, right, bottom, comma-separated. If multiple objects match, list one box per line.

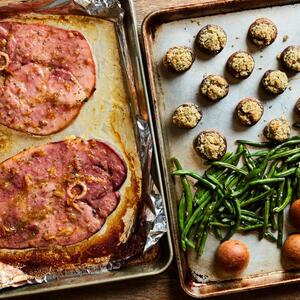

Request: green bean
left=270, top=191, right=278, bottom=231
left=172, top=158, right=193, bottom=219
left=193, top=197, right=211, bottom=224
left=249, top=150, right=269, bottom=157
left=271, top=139, right=300, bottom=153
left=249, top=178, right=285, bottom=186
left=212, top=227, right=223, bottom=240
left=198, top=230, right=208, bottom=256
left=231, top=183, right=250, bottom=198
left=195, top=190, right=210, bottom=206
left=225, top=176, right=240, bottom=193
left=229, top=150, right=245, bottom=166
left=205, top=152, right=236, bottom=176
left=277, top=180, right=285, bottom=247
left=286, top=152, right=300, bottom=163
left=290, top=135, right=300, bottom=140
left=241, top=215, right=263, bottom=224
left=196, top=202, right=216, bottom=254
left=236, top=140, right=273, bottom=147
left=172, top=170, right=216, bottom=190
left=221, top=152, right=234, bottom=162
left=238, top=224, right=264, bottom=231
left=224, top=174, right=236, bottom=188
left=274, top=167, right=297, bottom=178
left=264, top=232, right=277, bottom=243
left=269, top=148, right=300, bottom=160
left=209, top=222, right=230, bottom=228
left=241, top=209, right=264, bottom=221
left=277, top=212, right=284, bottom=248
left=180, top=202, right=208, bottom=251
left=210, top=161, right=248, bottom=176
left=274, top=178, right=293, bottom=213
left=223, top=198, right=234, bottom=214
left=242, top=145, right=255, bottom=170
left=240, top=189, right=273, bottom=207
left=205, top=173, right=224, bottom=191
left=185, top=238, right=195, bottom=249
left=193, top=187, right=206, bottom=204
left=178, top=194, right=185, bottom=233
left=221, top=218, right=234, bottom=225
left=267, top=160, right=280, bottom=178
left=222, top=199, right=241, bottom=241
left=262, top=197, right=270, bottom=238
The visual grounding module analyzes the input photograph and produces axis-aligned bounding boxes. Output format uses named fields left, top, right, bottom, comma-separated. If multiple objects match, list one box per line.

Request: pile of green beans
left=172, top=136, right=300, bottom=255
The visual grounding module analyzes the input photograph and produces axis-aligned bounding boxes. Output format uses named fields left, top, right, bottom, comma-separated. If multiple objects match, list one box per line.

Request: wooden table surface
left=23, top=1, right=300, bottom=299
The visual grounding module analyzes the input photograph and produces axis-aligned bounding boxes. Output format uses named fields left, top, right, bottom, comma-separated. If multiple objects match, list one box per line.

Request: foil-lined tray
left=0, top=0, right=173, bottom=297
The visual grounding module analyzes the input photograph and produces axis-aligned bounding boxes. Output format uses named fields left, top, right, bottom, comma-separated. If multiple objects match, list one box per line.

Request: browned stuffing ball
left=236, top=97, right=264, bottom=126
left=194, top=130, right=227, bottom=161
left=227, top=51, right=255, bottom=79
left=248, top=18, right=277, bottom=48
left=200, top=75, right=229, bottom=101
left=261, top=70, right=288, bottom=94
left=281, top=46, right=300, bottom=72
left=264, top=117, right=291, bottom=142
left=196, top=24, right=227, bottom=55
left=163, top=46, right=194, bottom=73
left=172, top=103, right=202, bottom=129
left=295, top=98, right=300, bottom=115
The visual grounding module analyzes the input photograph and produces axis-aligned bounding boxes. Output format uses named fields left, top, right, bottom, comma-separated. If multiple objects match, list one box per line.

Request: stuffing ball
left=261, top=70, right=288, bottom=94
left=236, top=97, right=264, bottom=126
left=200, top=75, right=229, bottom=101
left=163, top=46, right=194, bottom=72
left=281, top=46, right=300, bottom=72
left=227, top=51, right=255, bottom=79
left=264, top=117, right=291, bottom=142
left=194, top=130, right=227, bottom=160
left=196, top=24, right=227, bottom=55
left=248, top=18, right=277, bottom=48
left=172, top=103, right=202, bottom=129
left=216, top=240, right=250, bottom=273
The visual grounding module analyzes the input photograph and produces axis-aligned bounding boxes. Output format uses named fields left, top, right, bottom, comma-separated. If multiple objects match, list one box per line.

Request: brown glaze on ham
left=0, top=138, right=127, bottom=249
left=0, top=22, right=96, bottom=135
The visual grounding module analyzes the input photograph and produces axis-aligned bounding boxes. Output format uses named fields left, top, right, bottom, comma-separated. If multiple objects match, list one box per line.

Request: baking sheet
left=145, top=0, right=300, bottom=296
left=0, top=0, right=173, bottom=295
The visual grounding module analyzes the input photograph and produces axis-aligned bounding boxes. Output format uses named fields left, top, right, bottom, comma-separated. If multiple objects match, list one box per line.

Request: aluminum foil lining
left=0, top=0, right=167, bottom=290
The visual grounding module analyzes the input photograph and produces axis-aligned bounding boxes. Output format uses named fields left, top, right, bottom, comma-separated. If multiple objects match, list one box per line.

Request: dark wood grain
left=22, top=1, right=300, bottom=299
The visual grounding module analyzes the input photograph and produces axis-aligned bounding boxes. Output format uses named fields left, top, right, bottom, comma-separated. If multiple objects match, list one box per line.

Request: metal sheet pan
left=142, top=0, right=300, bottom=297
left=0, top=0, right=173, bottom=297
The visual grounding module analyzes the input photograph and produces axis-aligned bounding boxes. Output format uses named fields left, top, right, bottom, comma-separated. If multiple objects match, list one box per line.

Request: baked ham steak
left=0, top=22, right=96, bottom=135
left=0, top=138, right=127, bottom=249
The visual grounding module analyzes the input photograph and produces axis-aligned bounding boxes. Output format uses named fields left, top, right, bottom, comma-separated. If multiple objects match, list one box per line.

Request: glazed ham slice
left=0, top=22, right=96, bottom=135
left=0, top=138, right=127, bottom=249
